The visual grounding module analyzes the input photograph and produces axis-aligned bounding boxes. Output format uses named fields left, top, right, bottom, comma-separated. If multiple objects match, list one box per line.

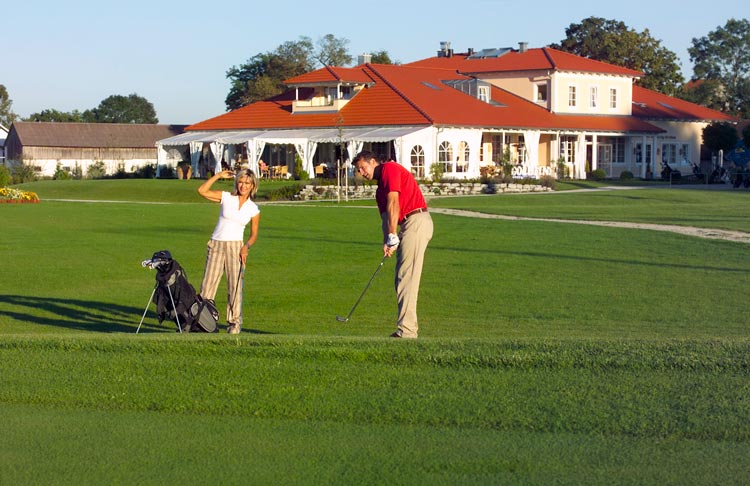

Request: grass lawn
left=2, top=180, right=749, bottom=485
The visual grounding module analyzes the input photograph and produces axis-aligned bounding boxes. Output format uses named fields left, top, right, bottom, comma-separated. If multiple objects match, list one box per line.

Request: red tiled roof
left=284, top=66, right=374, bottom=85
left=632, top=85, right=735, bottom=122
left=191, top=52, right=735, bottom=135
left=189, top=63, right=661, bottom=134
left=407, top=47, right=642, bottom=77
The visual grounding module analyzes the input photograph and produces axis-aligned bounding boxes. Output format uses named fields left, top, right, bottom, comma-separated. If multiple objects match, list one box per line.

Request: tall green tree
left=369, top=50, right=397, bottom=65
left=0, top=84, right=18, bottom=127
left=550, top=17, right=684, bottom=95
left=702, top=121, right=739, bottom=153
left=688, top=18, right=750, bottom=117
left=26, top=108, right=86, bottom=122
left=315, top=34, right=352, bottom=67
left=86, top=94, right=158, bottom=124
left=225, top=34, right=354, bottom=111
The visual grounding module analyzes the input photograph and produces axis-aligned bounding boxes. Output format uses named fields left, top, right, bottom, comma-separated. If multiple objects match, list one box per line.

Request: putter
left=336, top=255, right=387, bottom=322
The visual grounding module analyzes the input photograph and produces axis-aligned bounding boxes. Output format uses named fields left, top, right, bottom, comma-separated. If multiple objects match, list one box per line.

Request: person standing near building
left=352, top=151, right=433, bottom=338
left=197, top=168, right=260, bottom=334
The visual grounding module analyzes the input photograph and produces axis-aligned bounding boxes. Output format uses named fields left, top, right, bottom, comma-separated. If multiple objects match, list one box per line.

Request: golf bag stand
left=136, top=280, right=183, bottom=334
left=136, top=250, right=219, bottom=334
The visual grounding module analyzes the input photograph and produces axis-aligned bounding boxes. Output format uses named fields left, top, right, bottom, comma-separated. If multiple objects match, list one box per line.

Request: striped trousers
left=199, top=239, right=244, bottom=327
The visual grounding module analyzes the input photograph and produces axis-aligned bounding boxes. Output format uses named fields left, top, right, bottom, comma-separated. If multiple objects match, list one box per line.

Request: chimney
left=518, top=41, right=528, bottom=53
left=467, top=47, right=474, bottom=56
left=438, top=41, right=452, bottom=58
left=357, top=53, right=372, bottom=65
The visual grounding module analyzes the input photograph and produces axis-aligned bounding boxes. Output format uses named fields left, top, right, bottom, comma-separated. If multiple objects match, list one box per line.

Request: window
left=634, top=143, right=652, bottom=165
left=590, top=86, right=598, bottom=109
left=478, top=86, right=490, bottom=103
left=568, top=86, right=577, bottom=107
left=610, top=88, right=617, bottom=108
left=491, top=135, right=505, bottom=163
left=559, top=136, right=577, bottom=163
left=599, top=137, right=625, bottom=163
left=439, top=141, right=453, bottom=173
left=410, top=145, right=425, bottom=179
left=536, top=83, right=548, bottom=103
left=662, top=143, right=678, bottom=164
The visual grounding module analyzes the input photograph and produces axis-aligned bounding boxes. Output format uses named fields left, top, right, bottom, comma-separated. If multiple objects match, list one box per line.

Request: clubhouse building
left=157, top=42, right=735, bottom=180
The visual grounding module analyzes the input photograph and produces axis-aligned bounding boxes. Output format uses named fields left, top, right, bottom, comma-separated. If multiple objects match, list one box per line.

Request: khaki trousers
left=199, top=239, right=244, bottom=327
left=395, top=212, right=433, bottom=338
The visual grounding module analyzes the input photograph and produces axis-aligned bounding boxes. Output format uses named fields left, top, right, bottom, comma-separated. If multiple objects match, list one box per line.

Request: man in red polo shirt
left=352, top=151, right=434, bottom=338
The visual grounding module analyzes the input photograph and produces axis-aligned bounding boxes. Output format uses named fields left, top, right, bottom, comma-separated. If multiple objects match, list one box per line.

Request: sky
left=2, top=0, right=746, bottom=125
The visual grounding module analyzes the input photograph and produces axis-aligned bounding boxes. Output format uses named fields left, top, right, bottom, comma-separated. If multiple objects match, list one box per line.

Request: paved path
left=429, top=207, right=750, bottom=244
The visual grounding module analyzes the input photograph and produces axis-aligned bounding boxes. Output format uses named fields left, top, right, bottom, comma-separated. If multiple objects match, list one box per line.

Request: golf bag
left=137, top=250, right=219, bottom=333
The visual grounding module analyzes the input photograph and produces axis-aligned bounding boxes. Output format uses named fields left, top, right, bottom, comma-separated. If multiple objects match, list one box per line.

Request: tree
left=225, top=34, right=353, bottom=110
left=26, top=108, right=86, bottom=122
left=742, top=123, right=750, bottom=148
left=369, top=50, right=397, bottom=65
left=86, top=93, right=158, bottom=123
left=688, top=18, right=750, bottom=117
left=315, top=34, right=352, bottom=67
left=226, top=37, right=315, bottom=110
left=679, top=79, right=726, bottom=112
left=550, top=17, right=684, bottom=95
left=0, top=84, right=18, bottom=127
left=702, top=121, right=739, bottom=153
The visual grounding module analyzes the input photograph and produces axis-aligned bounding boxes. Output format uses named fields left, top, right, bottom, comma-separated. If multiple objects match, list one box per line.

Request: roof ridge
left=365, top=64, right=434, bottom=124
left=325, top=65, right=342, bottom=81
left=540, top=47, right=557, bottom=70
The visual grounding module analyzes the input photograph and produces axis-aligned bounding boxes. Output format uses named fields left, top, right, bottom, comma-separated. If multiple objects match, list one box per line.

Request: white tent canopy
left=156, top=127, right=429, bottom=177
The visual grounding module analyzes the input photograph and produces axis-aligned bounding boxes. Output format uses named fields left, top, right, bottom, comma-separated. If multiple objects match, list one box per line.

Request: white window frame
left=590, top=86, right=598, bottom=109
left=410, top=145, right=425, bottom=179
left=439, top=141, right=453, bottom=173
left=536, top=83, right=548, bottom=103
left=478, top=86, right=490, bottom=103
left=568, top=85, right=577, bottom=108
left=609, top=88, right=617, bottom=109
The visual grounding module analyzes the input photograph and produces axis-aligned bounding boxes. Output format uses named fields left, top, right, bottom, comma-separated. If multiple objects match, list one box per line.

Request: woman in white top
left=197, top=169, right=260, bottom=334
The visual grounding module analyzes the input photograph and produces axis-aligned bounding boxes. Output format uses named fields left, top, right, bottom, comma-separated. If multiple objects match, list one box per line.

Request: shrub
left=539, top=175, right=557, bottom=190
left=429, top=163, right=444, bottom=182
left=87, top=161, right=107, bottom=179
left=0, top=165, right=11, bottom=187
left=71, top=163, right=83, bottom=180
left=588, top=169, right=607, bottom=181
left=267, top=183, right=303, bottom=201
left=135, top=164, right=157, bottom=179
left=53, top=162, right=71, bottom=180
left=12, top=163, right=37, bottom=184
left=620, top=170, right=634, bottom=181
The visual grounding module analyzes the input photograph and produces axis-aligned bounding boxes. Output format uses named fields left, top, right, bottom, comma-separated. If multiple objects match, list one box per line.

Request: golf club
left=336, top=255, right=387, bottom=322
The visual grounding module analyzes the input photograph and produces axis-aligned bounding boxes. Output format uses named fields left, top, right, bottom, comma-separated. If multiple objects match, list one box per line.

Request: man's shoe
left=390, top=331, right=402, bottom=338
left=227, top=324, right=241, bottom=334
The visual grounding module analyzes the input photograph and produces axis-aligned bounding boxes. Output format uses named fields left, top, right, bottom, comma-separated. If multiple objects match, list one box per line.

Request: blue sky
left=3, top=0, right=745, bottom=124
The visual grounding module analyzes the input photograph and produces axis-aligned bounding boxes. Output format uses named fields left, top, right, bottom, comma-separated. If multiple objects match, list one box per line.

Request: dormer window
left=478, top=86, right=490, bottom=102
left=536, top=83, right=548, bottom=103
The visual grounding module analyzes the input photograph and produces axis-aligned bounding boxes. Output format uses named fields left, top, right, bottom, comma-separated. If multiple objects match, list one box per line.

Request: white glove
left=386, top=233, right=400, bottom=248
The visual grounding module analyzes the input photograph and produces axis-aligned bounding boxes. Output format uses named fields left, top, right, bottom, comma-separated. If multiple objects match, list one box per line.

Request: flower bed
left=0, top=187, right=41, bottom=203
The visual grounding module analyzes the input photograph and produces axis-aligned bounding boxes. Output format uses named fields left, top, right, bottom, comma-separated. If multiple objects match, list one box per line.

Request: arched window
left=439, top=141, right=453, bottom=173
left=410, top=145, right=425, bottom=179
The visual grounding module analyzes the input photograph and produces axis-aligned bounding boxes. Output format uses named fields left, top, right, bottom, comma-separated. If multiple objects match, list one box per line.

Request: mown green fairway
left=2, top=181, right=749, bottom=485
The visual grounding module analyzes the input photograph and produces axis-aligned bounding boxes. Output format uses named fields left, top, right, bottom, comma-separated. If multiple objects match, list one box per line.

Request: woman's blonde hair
left=233, top=169, right=258, bottom=199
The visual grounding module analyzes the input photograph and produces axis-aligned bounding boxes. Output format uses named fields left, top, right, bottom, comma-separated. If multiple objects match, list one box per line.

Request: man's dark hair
left=353, top=150, right=378, bottom=165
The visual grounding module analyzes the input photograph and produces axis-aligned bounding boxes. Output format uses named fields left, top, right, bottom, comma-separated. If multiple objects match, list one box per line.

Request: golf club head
left=335, top=315, right=349, bottom=323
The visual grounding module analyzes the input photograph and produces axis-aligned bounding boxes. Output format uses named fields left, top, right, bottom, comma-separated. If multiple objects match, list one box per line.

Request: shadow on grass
left=0, top=294, right=275, bottom=335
